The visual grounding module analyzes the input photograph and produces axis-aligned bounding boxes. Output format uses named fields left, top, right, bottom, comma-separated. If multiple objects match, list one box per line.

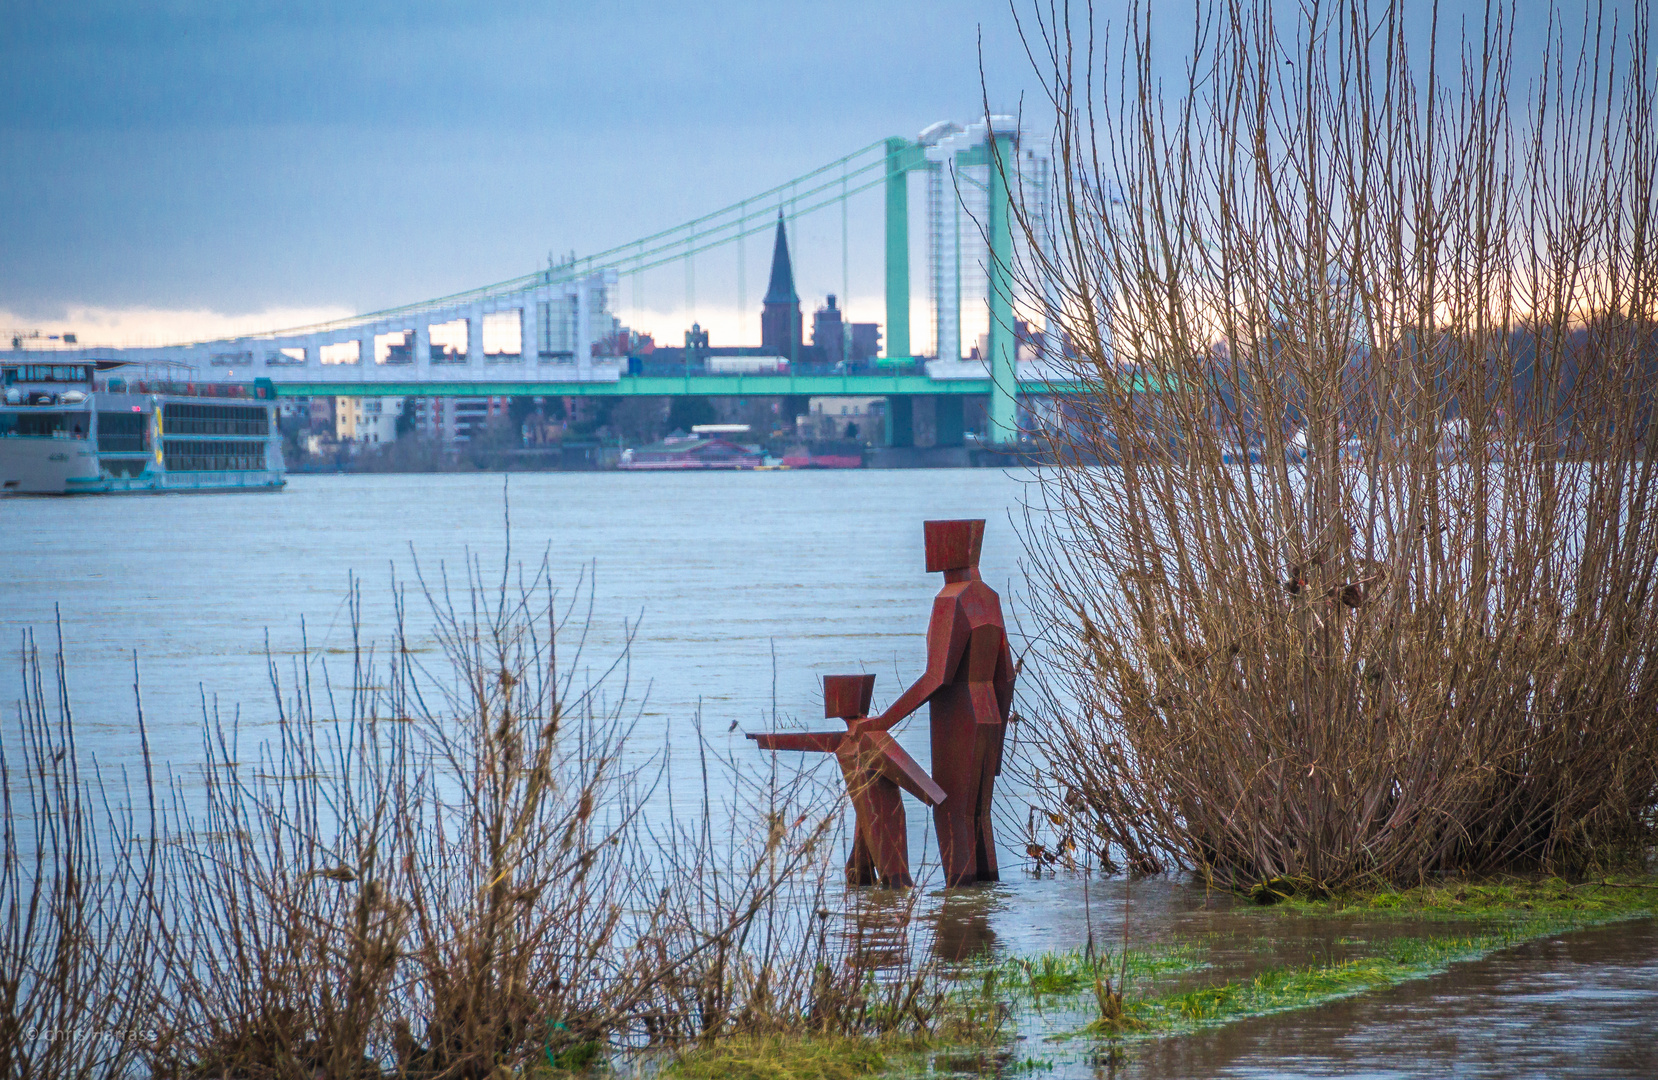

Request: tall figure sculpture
left=874, top=520, right=1015, bottom=886
left=749, top=674, right=945, bottom=887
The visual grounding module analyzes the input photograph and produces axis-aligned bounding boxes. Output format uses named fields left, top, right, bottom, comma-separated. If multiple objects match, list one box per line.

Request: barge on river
left=618, top=433, right=765, bottom=471
left=1, top=361, right=285, bottom=495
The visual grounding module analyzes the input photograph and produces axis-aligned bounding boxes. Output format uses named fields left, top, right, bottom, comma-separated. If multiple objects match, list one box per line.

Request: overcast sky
left=0, top=1, right=1602, bottom=346
left=2, top=0, right=1067, bottom=343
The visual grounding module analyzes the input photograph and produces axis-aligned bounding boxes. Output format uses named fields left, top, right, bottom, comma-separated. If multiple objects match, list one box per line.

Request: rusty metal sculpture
left=749, top=674, right=944, bottom=887
left=873, top=520, right=1014, bottom=887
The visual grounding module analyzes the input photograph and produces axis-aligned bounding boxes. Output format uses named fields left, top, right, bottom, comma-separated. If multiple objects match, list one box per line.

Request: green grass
left=1279, top=875, right=1658, bottom=922
left=1036, top=875, right=1658, bottom=1040
left=963, top=942, right=1209, bottom=999
left=666, top=1035, right=893, bottom=1080
left=605, top=877, right=1658, bottom=1076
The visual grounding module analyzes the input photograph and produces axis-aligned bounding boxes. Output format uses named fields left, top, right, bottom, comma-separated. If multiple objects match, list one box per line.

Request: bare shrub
left=135, top=549, right=945, bottom=1078
left=1011, top=0, right=1658, bottom=890
left=625, top=752, right=948, bottom=1050
left=0, top=628, right=160, bottom=1080
left=145, top=588, right=415, bottom=1079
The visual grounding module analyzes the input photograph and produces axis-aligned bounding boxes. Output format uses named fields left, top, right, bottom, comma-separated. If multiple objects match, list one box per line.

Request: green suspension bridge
left=22, top=118, right=1074, bottom=448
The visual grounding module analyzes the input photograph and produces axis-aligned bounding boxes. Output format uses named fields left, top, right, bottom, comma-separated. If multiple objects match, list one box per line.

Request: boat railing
left=97, top=379, right=269, bottom=399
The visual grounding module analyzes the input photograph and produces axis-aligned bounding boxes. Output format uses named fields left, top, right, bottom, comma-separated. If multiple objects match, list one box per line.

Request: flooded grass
left=897, top=873, right=1658, bottom=1074
left=1072, top=875, right=1658, bottom=1041
left=591, top=889, right=1658, bottom=1080
left=663, top=1035, right=892, bottom=1080
left=362, top=865, right=1658, bottom=1074
left=1092, top=921, right=1593, bottom=1036
left=1279, top=876, right=1658, bottom=922
left=965, top=943, right=1210, bottom=999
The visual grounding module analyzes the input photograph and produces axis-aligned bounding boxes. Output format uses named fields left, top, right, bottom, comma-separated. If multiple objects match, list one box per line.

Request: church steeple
left=764, top=211, right=798, bottom=304
left=761, top=211, right=802, bottom=358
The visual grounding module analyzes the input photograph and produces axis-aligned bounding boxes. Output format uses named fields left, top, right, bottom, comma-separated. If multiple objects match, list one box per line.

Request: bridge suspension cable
left=601, top=156, right=886, bottom=277
left=572, top=138, right=886, bottom=274
left=614, top=173, right=886, bottom=279
left=245, top=139, right=896, bottom=341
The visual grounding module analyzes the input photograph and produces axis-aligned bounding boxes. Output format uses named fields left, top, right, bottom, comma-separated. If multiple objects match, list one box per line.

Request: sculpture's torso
left=925, top=577, right=1014, bottom=884
left=927, top=578, right=1015, bottom=729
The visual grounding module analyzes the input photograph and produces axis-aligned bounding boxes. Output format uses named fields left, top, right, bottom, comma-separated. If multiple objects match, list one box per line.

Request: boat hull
left=63, top=468, right=286, bottom=495
left=616, top=461, right=759, bottom=471
left=0, top=435, right=286, bottom=494
left=0, top=437, right=101, bottom=494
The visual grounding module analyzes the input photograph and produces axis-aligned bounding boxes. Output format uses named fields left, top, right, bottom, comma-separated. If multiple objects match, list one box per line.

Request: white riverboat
left=1, top=360, right=285, bottom=495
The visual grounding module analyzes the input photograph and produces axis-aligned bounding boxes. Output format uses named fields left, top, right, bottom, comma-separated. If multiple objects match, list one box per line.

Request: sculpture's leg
left=973, top=726, right=1002, bottom=881
left=846, top=829, right=878, bottom=885
left=930, top=692, right=983, bottom=887
left=861, top=777, right=912, bottom=887
left=936, top=807, right=979, bottom=887
left=829, top=753, right=882, bottom=889
left=841, top=764, right=880, bottom=886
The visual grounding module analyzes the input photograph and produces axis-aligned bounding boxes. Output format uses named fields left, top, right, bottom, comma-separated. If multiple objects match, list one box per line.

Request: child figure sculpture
left=872, top=520, right=1015, bottom=886
left=749, top=674, right=944, bottom=887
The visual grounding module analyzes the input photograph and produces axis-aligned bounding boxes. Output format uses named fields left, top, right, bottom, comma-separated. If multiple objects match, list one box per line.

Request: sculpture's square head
left=823, top=673, right=877, bottom=719
left=923, top=519, right=985, bottom=573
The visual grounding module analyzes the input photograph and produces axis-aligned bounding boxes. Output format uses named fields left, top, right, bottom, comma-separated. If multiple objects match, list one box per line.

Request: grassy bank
left=664, top=1035, right=905, bottom=1080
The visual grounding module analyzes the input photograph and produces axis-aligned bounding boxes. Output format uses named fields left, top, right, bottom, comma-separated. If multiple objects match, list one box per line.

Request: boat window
left=0, top=412, right=80, bottom=437
left=161, top=403, right=271, bottom=436
left=162, top=439, right=268, bottom=471
left=97, top=411, right=149, bottom=453
left=1, top=365, right=92, bottom=385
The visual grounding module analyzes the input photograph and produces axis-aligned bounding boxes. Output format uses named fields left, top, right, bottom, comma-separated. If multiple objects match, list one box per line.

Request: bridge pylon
left=985, top=122, right=1019, bottom=446
left=883, top=137, right=927, bottom=363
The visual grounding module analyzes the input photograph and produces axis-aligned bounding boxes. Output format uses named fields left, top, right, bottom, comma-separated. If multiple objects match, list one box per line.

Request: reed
left=1008, top=0, right=1658, bottom=890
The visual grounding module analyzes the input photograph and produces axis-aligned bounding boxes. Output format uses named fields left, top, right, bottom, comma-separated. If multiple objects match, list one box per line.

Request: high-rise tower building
left=761, top=212, right=802, bottom=359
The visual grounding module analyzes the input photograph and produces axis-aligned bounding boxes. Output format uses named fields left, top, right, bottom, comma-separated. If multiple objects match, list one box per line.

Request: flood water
left=2, top=470, right=1032, bottom=780
left=4, top=470, right=1654, bottom=1077
left=923, top=878, right=1658, bottom=1078
left=1104, top=915, right=1658, bottom=1079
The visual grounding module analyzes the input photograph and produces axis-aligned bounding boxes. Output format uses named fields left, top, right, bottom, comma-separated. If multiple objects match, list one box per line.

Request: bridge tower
left=893, top=119, right=1024, bottom=447
left=883, top=137, right=927, bottom=362
left=985, top=119, right=1019, bottom=446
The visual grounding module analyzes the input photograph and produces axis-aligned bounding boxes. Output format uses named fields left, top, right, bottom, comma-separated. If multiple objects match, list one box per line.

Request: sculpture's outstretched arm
left=871, top=594, right=968, bottom=731
left=866, top=732, right=948, bottom=805
left=748, top=731, right=844, bottom=752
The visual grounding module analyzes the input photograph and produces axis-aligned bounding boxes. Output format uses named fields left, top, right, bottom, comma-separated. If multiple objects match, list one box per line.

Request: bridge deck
left=268, top=374, right=1095, bottom=397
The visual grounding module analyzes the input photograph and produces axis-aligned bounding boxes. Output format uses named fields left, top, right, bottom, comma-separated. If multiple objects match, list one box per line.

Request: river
left=3, top=469, right=1032, bottom=781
